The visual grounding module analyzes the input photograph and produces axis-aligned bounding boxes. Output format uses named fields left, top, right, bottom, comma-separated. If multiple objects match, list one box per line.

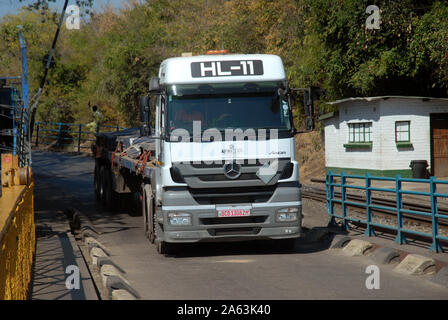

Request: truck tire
left=142, top=186, right=148, bottom=237
left=153, top=218, right=177, bottom=254
left=142, top=184, right=155, bottom=243
left=100, top=166, right=118, bottom=211
left=98, top=166, right=106, bottom=203
left=156, top=240, right=176, bottom=255
left=94, top=164, right=101, bottom=201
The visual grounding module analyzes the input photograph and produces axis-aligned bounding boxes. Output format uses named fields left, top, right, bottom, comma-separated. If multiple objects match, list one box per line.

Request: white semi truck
left=94, top=53, right=303, bottom=254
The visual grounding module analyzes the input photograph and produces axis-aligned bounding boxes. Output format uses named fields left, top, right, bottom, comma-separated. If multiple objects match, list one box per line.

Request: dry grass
left=295, top=130, right=326, bottom=183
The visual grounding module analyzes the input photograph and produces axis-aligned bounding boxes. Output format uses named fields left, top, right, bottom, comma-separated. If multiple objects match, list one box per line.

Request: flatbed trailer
left=93, top=130, right=155, bottom=208
left=107, top=150, right=154, bottom=179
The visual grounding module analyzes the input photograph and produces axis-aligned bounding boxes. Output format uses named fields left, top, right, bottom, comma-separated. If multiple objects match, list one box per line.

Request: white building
left=320, top=96, right=448, bottom=178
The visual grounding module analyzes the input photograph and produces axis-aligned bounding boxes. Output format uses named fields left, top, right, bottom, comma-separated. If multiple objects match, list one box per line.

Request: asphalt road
left=32, top=150, right=448, bottom=299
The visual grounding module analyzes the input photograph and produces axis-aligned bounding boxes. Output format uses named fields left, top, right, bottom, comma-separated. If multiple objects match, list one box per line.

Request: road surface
left=31, top=150, right=448, bottom=299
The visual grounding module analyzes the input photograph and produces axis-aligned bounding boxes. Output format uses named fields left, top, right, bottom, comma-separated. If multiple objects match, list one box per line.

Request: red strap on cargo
left=138, top=151, right=151, bottom=175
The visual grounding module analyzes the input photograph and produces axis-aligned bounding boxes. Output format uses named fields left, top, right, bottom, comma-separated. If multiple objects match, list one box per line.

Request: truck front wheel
left=153, top=217, right=177, bottom=254
left=156, top=240, right=176, bottom=255
left=142, top=184, right=155, bottom=243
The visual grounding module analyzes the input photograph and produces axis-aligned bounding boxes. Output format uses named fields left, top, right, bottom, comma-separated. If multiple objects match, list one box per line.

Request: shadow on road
left=162, top=226, right=336, bottom=259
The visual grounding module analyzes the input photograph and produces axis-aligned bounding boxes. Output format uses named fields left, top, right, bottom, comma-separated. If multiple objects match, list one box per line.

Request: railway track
left=301, top=183, right=448, bottom=230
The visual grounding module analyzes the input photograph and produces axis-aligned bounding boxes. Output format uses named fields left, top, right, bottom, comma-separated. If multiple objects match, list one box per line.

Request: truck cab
left=146, top=54, right=302, bottom=252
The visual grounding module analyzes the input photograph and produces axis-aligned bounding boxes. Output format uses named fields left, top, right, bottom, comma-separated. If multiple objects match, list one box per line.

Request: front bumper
left=163, top=226, right=301, bottom=243
left=157, top=185, right=302, bottom=243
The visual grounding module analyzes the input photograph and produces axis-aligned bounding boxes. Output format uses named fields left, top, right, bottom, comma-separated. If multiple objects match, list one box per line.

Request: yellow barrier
left=0, top=154, right=35, bottom=300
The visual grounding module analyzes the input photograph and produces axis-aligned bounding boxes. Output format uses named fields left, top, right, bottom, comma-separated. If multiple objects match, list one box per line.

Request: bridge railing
left=33, top=121, right=127, bottom=152
left=326, top=171, right=448, bottom=253
left=0, top=154, right=34, bottom=299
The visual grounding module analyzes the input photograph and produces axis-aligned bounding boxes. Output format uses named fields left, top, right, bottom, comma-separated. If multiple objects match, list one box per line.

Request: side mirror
left=140, top=95, right=151, bottom=136
left=149, top=77, right=161, bottom=95
left=140, top=95, right=150, bottom=122
left=303, top=86, right=325, bottom=131
left=304, top=90, right=314, bottom=131
left=277, top=81, right=289, bottom=101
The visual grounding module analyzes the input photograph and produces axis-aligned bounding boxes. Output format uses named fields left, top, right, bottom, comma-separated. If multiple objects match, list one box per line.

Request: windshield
left=166, top=82, right=292, bottom=138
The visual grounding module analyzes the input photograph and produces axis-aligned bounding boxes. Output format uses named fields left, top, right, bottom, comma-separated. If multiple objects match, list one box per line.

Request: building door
left=431, top=113, right=448, bottom=177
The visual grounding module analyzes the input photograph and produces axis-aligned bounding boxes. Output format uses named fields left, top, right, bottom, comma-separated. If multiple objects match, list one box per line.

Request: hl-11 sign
left=191, top=60, right=264, bottom=77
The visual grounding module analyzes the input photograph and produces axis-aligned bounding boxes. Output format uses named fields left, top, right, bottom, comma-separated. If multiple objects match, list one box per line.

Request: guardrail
left=33, top=121, right=127, bottom=152
left=0, top=153, right=34, bottom=299
left=326, top=172, right=448, bottom=253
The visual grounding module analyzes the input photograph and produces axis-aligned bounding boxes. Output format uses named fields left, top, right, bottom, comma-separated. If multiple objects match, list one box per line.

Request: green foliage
left=0, top=0, right=447, bottom=127
left=308, top=0, right=448, bottom=98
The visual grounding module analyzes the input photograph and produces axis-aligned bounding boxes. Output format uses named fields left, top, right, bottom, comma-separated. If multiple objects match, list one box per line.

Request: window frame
left=395, top=120, right=411, bottom=143
left=347, top=122, right=372, bottom=143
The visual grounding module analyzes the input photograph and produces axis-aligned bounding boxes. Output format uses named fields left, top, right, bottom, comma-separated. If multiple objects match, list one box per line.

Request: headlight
left=168, top=212, right=192, bottom=225
left=275, top=207, right=299, bottom=222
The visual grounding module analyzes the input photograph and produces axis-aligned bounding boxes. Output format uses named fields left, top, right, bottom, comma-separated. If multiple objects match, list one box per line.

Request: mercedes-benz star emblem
left=223, top=162, right=242, bottom=180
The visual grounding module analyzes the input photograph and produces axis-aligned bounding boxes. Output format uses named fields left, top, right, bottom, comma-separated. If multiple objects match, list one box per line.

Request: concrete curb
left=100, top=264, right=123, bottom=288
left=342, top=239, right=373, bottom=256
left=431, top=267, right=448, bottom=288
left=106, top=275, right=141, bottom=300
left=330, top=234, right=351, bottom=249
left=64, top=222, right=100, bottom=299
left=329, top=235, right=447, bottom=289
left=67, top=208, right=140, bottom=300
left=90, top=247, right=108, bottom=269
left=394, top=254, right=436, bottom=275
left=86, top=243, right=140, bottom=299
left=97, top=256, right=126, bottom=274
left=112, top=289, right=137, bottom=300
left=82, top=234, right=140, bottom=300
left=368, top=247, right=400, bottom=265
left=85, top=236, right=110, bottom=255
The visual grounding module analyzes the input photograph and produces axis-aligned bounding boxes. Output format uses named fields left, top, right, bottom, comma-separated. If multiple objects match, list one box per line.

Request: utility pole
left=28, top=0, right=70, bottom=162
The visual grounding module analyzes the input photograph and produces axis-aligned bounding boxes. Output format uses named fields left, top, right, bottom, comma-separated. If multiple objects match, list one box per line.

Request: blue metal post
left=326, top=173, right=329, bottom=213
left=11, top=89, right=17, bottom=156
left=327, top=172, right=338, bottom=227
left=18, top=26, right=30, bottom=166
left=341, top=172, right=349, bottom=231
left=77, top=124, right=82, bottom=153
left=364, top=173, right=376, bottom=237
left=18, top=27, right=29, bottom=116
left=394, top=175, right=407, bottom=245
left=429, top=176, right=443, bottom=253
left=57, top=122, right=62, bottom=147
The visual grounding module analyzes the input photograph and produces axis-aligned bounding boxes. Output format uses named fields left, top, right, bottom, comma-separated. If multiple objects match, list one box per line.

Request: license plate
left=217, top=207, right=251, bottom=218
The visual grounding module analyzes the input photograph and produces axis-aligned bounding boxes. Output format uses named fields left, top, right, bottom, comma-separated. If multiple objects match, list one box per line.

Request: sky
left=0, top=0, right=126, bottom=17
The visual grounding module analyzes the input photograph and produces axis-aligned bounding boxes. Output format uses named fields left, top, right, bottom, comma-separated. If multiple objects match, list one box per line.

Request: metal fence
left=326, top=171, right=448, bottom=253
left=33, top=121, right=127, bottom=152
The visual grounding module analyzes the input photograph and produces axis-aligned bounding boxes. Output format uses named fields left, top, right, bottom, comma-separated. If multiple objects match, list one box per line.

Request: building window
left=344, top=122, right=373, bottom=149
left=395, top=121, right=410, bottom=142
left=395, top=121, right=413, bottom=148
left=348, top=122, right=372, bottom=143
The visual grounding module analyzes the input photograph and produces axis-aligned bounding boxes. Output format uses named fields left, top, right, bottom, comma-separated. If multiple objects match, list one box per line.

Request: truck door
left=155, top=95, right=166, bottom=162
